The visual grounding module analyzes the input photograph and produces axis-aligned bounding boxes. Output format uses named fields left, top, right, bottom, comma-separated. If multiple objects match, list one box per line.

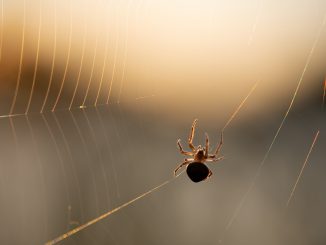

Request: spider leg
left=188, top=119, right=198, bottom=152
left=206, top=156, right=224, bottom=163
left=177, top=139, right=194, bottom=156
left=209, top=131, right=223, bottom=158
left=205, top=133, right=209, bottom=158
left=184, top=158, right=194, bottom=162
left=174, top=160, right=192, bottom=176
left=207, top=169, right=213, bottom=178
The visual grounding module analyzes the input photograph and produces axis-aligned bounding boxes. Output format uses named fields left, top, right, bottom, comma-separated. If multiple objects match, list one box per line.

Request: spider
left=174, top=119, right=224, bottom=182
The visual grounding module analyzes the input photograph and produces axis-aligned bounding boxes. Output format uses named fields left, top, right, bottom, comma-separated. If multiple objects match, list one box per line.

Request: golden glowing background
left=0, top=0, right=325, bottom=118
left=0, top=0, right=325, bottom=244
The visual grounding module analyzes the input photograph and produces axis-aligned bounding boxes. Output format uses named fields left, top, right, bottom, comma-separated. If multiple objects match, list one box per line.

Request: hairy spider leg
left=174, top=159, right=193, bottom=176
left=205, top=133, right=209, bottom=158
left=188, top=119, right=198, bottom=151
left=208, top=169, right=212, bottom=178
left=209, top=132, right=223, bottom=158
left=206, top=156, right=225, bottom=163
left=177, top=139, right=193, bottom=156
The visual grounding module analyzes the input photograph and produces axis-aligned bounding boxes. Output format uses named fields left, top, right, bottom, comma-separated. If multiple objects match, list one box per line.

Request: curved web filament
left=52, top=113, right=85, bottom=222
left=117, top=0, right=132, bottom=104
left=69, top=0, right=89, bottom=110
left=41, top=114, right=71, bottom=228
left=69, top=111, right=101, bottom=215
left=82, top=109, right=112, bottom=207
left=0, top=94, right=156, bottom=119
left=81, top=0, right=101, bottom=107
left=26, top=0, right=42, bottom=114
left=40, top=1, right=57, bottom=113
left=9, top=0, right=26, bottom=114
left=25, top=115, right=48, bottom=240
left=70, top=109, right=117, bottom=242
left=106, top=3, right=120, bottom=104
left=95, top=107, right=120, bottom=198
left=94, top=0, right=113, bottom=106
left=51, top=0, right=73, bottom=112
left=94, top=35, right=109, bottom=106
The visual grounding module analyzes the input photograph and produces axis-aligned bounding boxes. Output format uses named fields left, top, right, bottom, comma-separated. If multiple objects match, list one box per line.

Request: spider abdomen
left=186, top=162, right=210, bottom=182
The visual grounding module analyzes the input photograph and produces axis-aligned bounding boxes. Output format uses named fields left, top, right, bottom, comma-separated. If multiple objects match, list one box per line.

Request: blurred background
left=0, top=0, right=325, bottom=244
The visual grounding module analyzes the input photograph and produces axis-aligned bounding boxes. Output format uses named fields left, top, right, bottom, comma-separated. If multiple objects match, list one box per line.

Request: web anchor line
left=219, top=12, right=326, bottom=244
left=45, top=179, right=173, bottom=245
left=286, top=130, right=320, bottom=207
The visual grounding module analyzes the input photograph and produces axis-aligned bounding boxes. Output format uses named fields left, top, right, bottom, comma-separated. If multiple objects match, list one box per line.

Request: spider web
left=0, top=0, right=156, bottom=243
left=0, top=1, right=325, bottom=245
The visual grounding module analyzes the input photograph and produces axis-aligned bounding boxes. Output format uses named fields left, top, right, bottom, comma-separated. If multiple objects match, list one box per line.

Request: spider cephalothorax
left=174, top=119, right=224, bottom=182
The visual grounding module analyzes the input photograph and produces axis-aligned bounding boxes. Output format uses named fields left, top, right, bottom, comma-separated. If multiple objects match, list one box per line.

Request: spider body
left=186, top=162, right=210, bottom=182
left=194, top=148, right=205, bottom=162
left=174, top=119, right=224, bottom=182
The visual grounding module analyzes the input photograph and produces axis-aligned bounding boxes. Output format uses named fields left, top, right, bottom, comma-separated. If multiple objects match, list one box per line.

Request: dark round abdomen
left=186, top=162, right=209, bottom=182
